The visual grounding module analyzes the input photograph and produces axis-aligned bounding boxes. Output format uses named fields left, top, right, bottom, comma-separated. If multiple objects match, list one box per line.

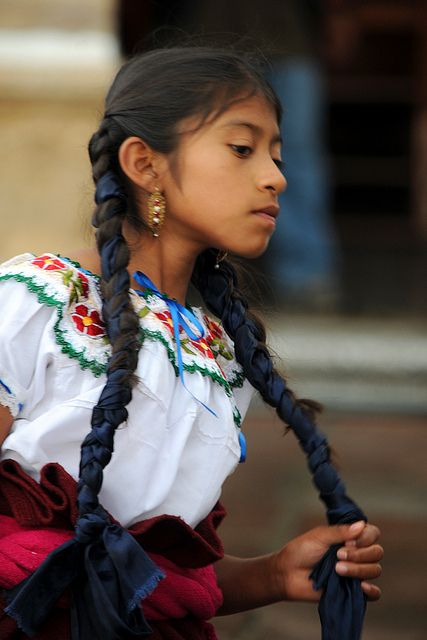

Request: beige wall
left=1, top=0, right=113, bottom=31
left=0, top=98, right=103, bottom=260
left=0, top=0, right=117, bottom=261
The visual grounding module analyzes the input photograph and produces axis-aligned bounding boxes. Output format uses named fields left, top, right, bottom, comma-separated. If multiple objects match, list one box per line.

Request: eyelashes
left=229, top=144, right=284, bottom=171
left=230, top=144, right=252, bottom=157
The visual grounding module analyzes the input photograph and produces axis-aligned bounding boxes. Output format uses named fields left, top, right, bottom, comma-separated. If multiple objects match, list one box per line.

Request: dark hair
left=91, top=46, right=281, bottom=230
left=88, top=45, right=366, bottom=634
left=84, top=44, right=284, bottom=556
left=6, top=47, right=367, bottom=639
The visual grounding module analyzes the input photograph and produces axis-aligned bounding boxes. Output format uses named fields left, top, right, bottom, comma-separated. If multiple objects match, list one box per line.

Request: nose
left=258, top=159, right=287, bottom=195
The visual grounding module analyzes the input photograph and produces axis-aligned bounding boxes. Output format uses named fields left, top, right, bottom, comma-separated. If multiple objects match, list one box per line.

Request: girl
left=0, top=47, right=382, bottom=639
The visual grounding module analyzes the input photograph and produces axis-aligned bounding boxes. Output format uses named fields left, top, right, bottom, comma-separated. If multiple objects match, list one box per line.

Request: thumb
left=320, top=521, right=366, bottom=546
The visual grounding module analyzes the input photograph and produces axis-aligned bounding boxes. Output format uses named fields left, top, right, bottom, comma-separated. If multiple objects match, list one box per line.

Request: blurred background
left=0, top=1, right=426, bottom=638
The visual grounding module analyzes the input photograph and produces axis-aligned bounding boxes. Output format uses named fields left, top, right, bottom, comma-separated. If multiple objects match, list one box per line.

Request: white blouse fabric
left=0, top=253, right=255, bottom=529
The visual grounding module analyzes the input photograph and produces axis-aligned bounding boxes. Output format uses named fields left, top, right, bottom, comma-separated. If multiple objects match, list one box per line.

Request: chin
left=238, top=241, right=271, bottom=260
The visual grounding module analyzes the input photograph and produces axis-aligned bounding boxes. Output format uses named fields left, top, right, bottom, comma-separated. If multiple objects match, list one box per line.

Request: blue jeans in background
left=266, top=58, right=340, bottom=306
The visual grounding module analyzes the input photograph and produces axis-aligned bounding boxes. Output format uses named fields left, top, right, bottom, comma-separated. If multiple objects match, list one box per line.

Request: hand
left=273, top=521, right=383, bottom=603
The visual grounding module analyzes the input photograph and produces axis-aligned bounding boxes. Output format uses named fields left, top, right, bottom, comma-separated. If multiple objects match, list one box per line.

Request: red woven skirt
left=0, top=459, right=226, bottom=639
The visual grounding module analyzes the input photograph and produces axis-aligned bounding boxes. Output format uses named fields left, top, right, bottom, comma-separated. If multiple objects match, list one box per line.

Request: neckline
left=57, top=253, right=197, bottom=314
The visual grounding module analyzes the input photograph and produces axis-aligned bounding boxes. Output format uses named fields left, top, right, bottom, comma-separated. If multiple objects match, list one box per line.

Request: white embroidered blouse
left=0, top=253, right=254, bottom=529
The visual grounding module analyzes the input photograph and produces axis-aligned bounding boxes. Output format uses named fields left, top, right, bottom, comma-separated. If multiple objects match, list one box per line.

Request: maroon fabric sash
left=0, top=460, right=226, bottom=639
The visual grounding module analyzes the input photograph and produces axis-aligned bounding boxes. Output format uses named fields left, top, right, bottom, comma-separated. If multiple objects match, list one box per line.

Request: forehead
left=180, top=95, right=281, bottom=143
left=212, top=95, right=280, bottom=139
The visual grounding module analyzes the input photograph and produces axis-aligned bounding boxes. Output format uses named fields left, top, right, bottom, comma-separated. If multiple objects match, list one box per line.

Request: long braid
left=74, top=123, right=141, bottom=533
left=192, top=248, right=368, bottom=637
left=4, top=123, right=163, bottom=639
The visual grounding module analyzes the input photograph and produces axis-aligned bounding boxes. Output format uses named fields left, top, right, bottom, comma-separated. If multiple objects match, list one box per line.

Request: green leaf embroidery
left=0, top=264, right=245, bottom=392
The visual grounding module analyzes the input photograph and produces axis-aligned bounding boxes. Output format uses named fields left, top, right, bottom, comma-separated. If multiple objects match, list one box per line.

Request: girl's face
left=159, top=95, right=286, bottom=259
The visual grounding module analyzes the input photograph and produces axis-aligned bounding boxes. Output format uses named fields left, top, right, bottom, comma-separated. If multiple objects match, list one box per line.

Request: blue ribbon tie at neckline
left=132, top=271, right=248, bottom=463
left=133, top=270, right=219, bottom=418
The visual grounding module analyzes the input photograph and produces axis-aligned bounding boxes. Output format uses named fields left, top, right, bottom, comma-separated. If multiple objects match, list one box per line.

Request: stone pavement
left=213, top=407, right=427, bottom=640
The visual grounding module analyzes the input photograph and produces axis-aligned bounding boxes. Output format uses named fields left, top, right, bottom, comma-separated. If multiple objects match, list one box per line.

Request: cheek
left=179, top=159, right=238, bottom=214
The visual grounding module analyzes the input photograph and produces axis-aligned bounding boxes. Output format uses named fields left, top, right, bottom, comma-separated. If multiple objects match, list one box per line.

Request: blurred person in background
left=117, top=0, right=360, bottom=311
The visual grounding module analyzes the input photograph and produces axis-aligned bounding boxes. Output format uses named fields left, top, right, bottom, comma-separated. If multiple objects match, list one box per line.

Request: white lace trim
left=0, top=378, right=22, bottom=418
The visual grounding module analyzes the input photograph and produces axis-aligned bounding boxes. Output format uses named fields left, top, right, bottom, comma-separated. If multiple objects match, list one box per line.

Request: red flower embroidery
left=156, top=310, right=174, bottom=337
left=32, top=255, right=66, bottom=271
left=190, top=337, right=215, bottom=359
left=76, top=271, right=89, bottom=298
left=204, top=316, right=223, bottom=342
left=203, top=315, right=233, bottom=360
left=72, top=304, right=105, bottom=337
left=155, top=309, right=215, bottom=359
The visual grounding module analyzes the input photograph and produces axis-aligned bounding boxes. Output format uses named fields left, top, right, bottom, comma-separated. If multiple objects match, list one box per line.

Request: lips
left=252, top=205, right=279, bottom=219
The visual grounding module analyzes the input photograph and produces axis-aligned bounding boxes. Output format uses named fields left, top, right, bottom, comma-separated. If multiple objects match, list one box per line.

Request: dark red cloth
left=0, top=516, right=72, bottom=588
left=142, top=553, right=222, bottom=621
left=0, top=460, right=226, bottom=639
left=0, top=518, right=223, bottom=618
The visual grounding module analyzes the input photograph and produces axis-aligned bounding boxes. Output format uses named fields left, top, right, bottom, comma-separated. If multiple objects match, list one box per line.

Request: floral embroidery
left=32, top=255, right=66, bottom=271
left=0, top=253, right=245, bottom=396
left=139, top=302, right=216, bottom=362
left=204, top=315, right=233, bottom=360
left=71, top=304, right=105, bottom=337
left=181, top=336, right=215, bottom=360
left=156, top=310, right=174, bottom=337
left=31, top=254, right=89, bottom=307
left=63, top=269, right=89, bottom=304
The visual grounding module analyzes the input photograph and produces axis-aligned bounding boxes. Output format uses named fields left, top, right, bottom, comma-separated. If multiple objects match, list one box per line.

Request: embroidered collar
left=133, top=270, right=217, bottom=418
left=0, top=253, right=245, bottom=401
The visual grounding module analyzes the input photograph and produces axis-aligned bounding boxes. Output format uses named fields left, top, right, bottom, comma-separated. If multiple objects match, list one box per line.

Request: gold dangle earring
left=147, top=187, right=166, bottom=237
left=214, top=250, right=228, bottom=269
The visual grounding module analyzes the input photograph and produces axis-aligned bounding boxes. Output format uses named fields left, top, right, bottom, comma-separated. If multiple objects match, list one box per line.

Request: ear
left=118, top=136, right=164, bottom=193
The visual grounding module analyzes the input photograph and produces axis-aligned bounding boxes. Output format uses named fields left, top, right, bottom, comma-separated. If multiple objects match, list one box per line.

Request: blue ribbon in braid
left=95, top=170, right=127, bottom=205
left=4, top=181, right=165, bottom=639
left=192, top=249, right=368, bottom=640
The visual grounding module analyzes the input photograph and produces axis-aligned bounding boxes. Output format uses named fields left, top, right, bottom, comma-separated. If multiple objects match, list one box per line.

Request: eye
left=274, top=158, right=284, bottom=171
left=230, top=144, right=253, bottom=157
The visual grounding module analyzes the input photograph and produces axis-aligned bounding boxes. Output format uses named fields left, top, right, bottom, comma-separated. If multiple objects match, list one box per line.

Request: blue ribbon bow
left=133, top=271, right=218, bottom=417
left=133, top=271, right=247, bottom=462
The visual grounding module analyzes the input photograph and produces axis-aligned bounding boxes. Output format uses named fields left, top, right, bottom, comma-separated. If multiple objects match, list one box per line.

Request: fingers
left=308, top=522, right=383, bottom=601
left=336, top=541, right=383, bottom=581
left=351, top=523, right=381, bottom=548
left=337, top=544, right=383, bottom=564
left=335, top=535, right=383, bottom=600
left=361, top=581, right=382, bottom=602
left=315, top=520, right=366, bottom=546
left=325, top=521, right=381, bottom=546
left=335, top=559, right=382, bottom=579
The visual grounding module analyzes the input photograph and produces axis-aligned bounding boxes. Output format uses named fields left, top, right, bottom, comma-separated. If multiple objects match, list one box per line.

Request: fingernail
left=336, top=562, right=348, bottom=575
left=337, top=549, right=347, bottom=560
left=349, top=521, right=365, bottom=533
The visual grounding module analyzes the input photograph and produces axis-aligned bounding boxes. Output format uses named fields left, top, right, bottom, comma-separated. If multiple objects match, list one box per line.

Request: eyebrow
left=221, top=120, right=282, bottom=145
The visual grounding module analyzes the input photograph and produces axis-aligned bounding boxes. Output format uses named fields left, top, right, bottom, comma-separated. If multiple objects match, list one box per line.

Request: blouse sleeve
left=0, top=279, right=55, bottom=418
